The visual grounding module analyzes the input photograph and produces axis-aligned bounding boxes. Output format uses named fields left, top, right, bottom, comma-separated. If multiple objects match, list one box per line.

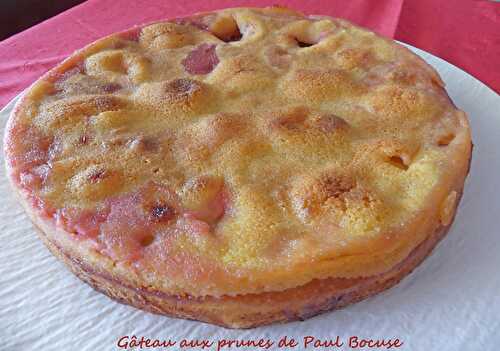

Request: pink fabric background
left=0, top=0, right=498, bottom=108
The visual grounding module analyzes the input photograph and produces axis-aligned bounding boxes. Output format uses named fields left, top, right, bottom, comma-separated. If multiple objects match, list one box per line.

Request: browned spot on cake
left=320, top=173, right=355, bottom=201
left=290, top=171, right=356, bottom=220
left=134, top=78, right=210, bottom=116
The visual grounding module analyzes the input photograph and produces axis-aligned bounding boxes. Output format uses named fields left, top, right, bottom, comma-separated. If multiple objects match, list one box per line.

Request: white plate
left=1, top=44, right=499, bottom=351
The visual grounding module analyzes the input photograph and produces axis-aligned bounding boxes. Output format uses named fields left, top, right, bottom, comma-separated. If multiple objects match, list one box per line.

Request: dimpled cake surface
left=4, top=6, right=471, bottom=299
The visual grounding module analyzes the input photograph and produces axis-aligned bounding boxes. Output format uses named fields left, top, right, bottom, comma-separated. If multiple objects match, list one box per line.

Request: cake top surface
left=4, top=6, right=471, bottom=296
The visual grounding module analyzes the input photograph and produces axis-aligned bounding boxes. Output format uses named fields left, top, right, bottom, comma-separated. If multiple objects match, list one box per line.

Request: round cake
left=4, top=6, right=472, bottom=328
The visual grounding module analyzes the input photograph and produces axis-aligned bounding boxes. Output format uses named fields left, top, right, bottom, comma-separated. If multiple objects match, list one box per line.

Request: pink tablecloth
left=0, top=0, right=498, bottom=108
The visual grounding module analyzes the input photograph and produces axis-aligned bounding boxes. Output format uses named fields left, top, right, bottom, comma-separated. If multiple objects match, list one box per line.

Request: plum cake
left=4, top=6, right=472, bottom=328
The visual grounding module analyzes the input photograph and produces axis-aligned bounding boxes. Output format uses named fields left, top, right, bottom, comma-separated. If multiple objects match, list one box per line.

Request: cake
left=3, top=6, right=472, bottom=328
